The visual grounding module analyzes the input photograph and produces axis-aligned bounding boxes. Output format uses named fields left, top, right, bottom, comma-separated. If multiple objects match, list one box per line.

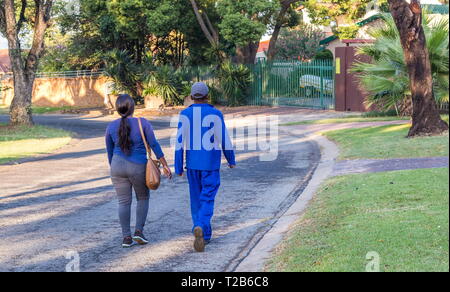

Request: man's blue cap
left=191, top=82, right=209, bottom=99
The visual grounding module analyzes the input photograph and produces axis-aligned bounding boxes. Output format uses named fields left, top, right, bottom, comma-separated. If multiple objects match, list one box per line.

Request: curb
left=235, top=133, right=339, bottom=272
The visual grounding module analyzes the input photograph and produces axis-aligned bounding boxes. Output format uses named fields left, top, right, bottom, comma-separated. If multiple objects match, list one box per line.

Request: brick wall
left=0, top=76, right=109, bottom=108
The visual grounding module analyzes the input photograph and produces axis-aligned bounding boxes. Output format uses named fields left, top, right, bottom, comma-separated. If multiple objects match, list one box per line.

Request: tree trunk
left=9, top=70, right=34, bottom=125
left=189, top=0, right=217, bottom=47
left=388, top=0, right=448, bottom=137
left=267, top=0, right=300, bottom=61
left=1, top=0, right=53, bottom=126
left=236, top=42, right=259, bottom=64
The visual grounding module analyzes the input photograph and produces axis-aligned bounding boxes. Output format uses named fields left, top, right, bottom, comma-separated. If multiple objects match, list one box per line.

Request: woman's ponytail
left=115, top=94, right=135, bottom=155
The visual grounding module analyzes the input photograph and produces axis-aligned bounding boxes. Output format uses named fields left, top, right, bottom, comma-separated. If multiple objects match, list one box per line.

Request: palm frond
left=351, top=10, right=449, bottom=112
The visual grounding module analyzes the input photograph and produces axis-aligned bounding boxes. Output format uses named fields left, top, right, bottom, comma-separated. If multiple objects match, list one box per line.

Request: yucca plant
left=143, top=65, right=183, bottom=106
left=215, top=61, right=251, bottom=107
left=103, top=50, right=141, bottom=99
left=352, top=11, right=449, bottom=113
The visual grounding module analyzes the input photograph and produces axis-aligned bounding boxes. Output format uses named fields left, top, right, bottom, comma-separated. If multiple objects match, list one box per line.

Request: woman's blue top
left=106, top=117, right=164, bottom=165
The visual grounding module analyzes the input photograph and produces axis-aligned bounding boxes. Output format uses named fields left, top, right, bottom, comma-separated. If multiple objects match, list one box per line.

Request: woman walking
left=106, top=94, right=172, bottom=248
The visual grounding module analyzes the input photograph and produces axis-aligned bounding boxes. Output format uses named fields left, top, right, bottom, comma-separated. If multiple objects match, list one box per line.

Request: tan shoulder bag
left=137, top=118, right=161, bottom=191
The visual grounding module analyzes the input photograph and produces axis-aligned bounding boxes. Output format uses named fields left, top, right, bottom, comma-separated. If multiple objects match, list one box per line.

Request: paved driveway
left=0, top=113, right=319, bottom=272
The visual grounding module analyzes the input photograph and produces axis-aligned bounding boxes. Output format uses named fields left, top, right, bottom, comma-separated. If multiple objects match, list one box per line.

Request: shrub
left=352, top=12, right=449, bottom=113
left=143, top=65, right=183, bottom=106
left=214, top=62, right=251, bottom=107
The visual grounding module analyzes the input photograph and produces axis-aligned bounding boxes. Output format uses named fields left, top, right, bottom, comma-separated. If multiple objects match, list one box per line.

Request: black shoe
left=122, top=236, right=133, bottom=248
left=193, top=227, right=205, bottom=252
left=133, top=230, right=149, bottom=245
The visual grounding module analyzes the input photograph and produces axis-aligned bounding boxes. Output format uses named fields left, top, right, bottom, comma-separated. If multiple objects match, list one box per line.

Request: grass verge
left=282, top=116, right=409, bottom=126
left=282, top=114, right=448, bottom=126
left=0, top=123, right=72, bottom=164
left=267, top=168, right=449, bottom=272
left=0, top=105, right=80, bottom=115
left=324, top=123, right=449, bottom=160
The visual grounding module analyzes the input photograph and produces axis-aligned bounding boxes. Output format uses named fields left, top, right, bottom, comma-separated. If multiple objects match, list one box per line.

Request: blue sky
left=0, top=37, right=7, bottom=49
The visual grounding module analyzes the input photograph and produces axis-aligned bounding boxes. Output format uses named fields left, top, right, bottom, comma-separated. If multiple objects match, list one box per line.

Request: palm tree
left=352, top=11, right=449, bottom=114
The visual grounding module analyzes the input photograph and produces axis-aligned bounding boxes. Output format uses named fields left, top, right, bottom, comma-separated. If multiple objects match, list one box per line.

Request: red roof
left=0, top=49, right=11, bottom=73
left=257, top=40, right=270, bottom=53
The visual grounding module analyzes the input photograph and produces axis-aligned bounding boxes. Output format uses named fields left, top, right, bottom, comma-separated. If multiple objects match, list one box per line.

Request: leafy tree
left=217, top=0, right=279, bottom=64
left=275, top=25, right=325, bottom=61
left=335, top=25, right=360, bottom=39
left=305, top=0, right=389, bottom=39
left=190, top=0, right=301, bottom=64
left=266, top=0, right=304, bottom=61
left=41, top=0, right=214, bottom=71
left=0, top=0, right=54, bottom=125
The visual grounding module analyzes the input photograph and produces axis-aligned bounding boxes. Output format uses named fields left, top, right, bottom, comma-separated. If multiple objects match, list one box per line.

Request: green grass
left=267, top=168, right=449, bottom=272
left=0, top=105, right=79, bottom=115
left=281, top=114, right=448, bottom=126
left=282, top=116, right=409, bottom=126
left=0, top=123, right=72, bottom=164
left=324, top=123, right=449, bottom=160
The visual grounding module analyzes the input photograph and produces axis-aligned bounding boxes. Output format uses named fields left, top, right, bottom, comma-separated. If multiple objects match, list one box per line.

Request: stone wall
left=0, top=76, right=109, bottom=108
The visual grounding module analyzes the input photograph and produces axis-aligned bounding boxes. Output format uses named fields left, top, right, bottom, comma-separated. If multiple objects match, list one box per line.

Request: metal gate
left=248, top=60, right=335, bottom=109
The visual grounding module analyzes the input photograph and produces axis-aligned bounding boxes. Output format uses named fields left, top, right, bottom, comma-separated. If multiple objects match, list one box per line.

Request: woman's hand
left=159, top=157, right=173, bottom=180
left=163, top=165, right=173, bottom=179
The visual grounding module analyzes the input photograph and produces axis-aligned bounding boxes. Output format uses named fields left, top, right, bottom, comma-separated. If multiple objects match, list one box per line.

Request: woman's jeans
left=111, top=155, right=149, bottom=238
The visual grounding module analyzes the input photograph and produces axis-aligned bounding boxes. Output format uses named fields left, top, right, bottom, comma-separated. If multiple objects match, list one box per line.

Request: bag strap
left=137, top=118, right=152, bottom=159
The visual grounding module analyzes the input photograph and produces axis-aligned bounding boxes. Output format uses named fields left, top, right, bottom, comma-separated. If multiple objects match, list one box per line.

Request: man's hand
left=178, top=173, right=184, bottom=177
left=229, top=165, right=236, bottom=169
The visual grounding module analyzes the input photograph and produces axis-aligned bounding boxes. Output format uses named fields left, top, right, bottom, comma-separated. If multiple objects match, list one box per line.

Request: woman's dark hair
left=116, top=94, right=135, bottom=155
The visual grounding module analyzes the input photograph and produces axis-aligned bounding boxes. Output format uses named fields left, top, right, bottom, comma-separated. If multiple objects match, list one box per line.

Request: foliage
left=214, top=61, right=251, bottom=107
left=305, top=0, right=389, bottom=39
left=37, top=0, right=303, bottom=70
left=314, top=49, right=334, bottom=60
left=352, top=13, right=449, bottom=111
left=275, top=25, right=326, bottom=61
left=103, top=50, right=141, bottom=99
left=143, top=66, right=184, bottom=106
left=38, top=0, right=215, bottom=70
left=335, top=24, right=360, bottom=39
left=217, top=0, right=279, bottom=47
left=305, top=0, right=387, bottom=26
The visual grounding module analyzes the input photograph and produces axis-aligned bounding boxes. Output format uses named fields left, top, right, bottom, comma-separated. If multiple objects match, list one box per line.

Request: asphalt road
left=0, top=114, right=319, bottom=272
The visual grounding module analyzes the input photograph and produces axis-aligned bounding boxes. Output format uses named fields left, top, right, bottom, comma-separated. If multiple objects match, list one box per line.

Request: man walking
left=175, top=82, right=236, bottom=252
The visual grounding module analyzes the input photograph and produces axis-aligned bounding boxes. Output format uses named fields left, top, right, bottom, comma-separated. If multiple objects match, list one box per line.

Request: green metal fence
left=22, top=60, right=335, bottom=109
left=247, top=60, right=335, bottom=109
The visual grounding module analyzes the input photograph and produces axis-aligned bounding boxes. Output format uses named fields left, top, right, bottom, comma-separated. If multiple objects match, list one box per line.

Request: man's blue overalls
left=175, top=104, right=236, bottom=241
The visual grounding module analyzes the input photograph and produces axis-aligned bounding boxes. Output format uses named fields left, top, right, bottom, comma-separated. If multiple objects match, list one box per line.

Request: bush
left=275, top=25, right=326, bottom=61
left=362, top=110, right=400, bottom=118
left=215, top=62, right=251, bottom=107
left=144, top=66, right=184, bottom=106
left=352, top=12, right=449, bottom=113
left=103, top=50, right=141, bottom=100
